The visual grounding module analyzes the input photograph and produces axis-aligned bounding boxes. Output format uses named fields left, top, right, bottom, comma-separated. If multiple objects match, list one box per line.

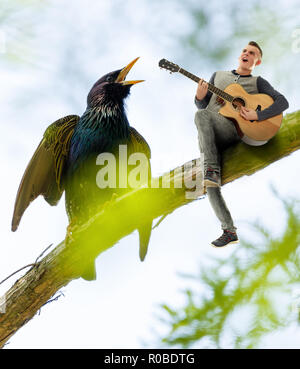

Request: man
left=194, top=41, right=289, bottom=247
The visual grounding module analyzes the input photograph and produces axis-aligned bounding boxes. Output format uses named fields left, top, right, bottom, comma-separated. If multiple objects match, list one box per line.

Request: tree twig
left=0, top=244, right=53, bottom=287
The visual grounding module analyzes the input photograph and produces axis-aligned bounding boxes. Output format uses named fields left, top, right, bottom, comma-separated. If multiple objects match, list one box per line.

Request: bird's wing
left=128, top=126, right=151, bottom=160
left=128, top=127, right=152, bottom=261
left=11, top=115, right=80, bottom=232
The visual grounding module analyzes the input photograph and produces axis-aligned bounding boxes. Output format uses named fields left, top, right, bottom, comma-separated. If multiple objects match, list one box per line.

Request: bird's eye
left=106, top=76, right=114, bottom=83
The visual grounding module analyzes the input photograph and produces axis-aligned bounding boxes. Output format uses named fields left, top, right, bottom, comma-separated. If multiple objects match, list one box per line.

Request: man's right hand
left=196, top=79, right=208, bottom=100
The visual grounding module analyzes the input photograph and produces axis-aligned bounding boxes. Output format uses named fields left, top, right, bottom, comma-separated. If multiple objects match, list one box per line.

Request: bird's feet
left=110, top=192, right=119, bottom=201
left=102, top=192, right=119, bottom=210
left=65, top=218, right=79, bottom=245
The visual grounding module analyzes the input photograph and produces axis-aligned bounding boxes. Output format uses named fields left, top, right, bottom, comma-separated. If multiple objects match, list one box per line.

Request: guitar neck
left=177, top=67, right=233, bottom=103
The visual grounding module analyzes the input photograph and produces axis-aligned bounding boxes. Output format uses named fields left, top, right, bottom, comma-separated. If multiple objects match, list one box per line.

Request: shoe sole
left=210, top=240, right=239, bottom=248
left=203, top=179, right=220, bottom=188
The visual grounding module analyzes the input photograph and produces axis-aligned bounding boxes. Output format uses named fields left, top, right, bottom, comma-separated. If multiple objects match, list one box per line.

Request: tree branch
left=0, top=110, right=299, bottom=347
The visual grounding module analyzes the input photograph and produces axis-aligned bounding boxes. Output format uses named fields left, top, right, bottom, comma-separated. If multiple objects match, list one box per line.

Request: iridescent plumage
left=12, top=58, right=152, bottom=280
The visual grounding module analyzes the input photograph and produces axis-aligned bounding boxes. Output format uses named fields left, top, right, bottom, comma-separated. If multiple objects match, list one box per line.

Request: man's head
left=238, top=41, right=262, bottom=73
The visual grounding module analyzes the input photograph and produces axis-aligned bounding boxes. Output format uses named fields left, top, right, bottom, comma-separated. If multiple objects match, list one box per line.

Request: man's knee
left=195, top=109, right=211, bottom=129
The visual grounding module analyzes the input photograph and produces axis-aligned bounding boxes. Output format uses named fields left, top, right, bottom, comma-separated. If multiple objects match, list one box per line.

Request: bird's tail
left=138, top=221, right=152, bottom=261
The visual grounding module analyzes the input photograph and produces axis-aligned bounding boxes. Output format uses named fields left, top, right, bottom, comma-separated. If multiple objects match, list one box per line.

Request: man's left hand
left=239, top=106, right=258, bottom=121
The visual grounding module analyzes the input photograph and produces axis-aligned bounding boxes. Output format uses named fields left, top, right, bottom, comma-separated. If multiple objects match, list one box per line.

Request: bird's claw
left=101, top=192, right=119, bottom=210
left=110, top=192, right=119, bottom=201
left=65, top=219, right=79, bottom=245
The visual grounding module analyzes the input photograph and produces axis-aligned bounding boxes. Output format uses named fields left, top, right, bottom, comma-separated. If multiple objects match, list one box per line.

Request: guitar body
left=158, top=59, right=283, bottom=146
left=219, top=83, right=282, bottom=144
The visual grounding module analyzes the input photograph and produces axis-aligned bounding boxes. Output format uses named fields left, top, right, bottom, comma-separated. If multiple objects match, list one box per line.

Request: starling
left=12, top=58, right=152, bottom=280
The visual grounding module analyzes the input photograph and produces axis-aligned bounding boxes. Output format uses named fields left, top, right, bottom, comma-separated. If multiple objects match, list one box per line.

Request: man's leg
left=194, top=109, right=220, bottom=172
left=206, top=187, right=237, bottom=232
left=194, top=109, right=240, bottom=245
left=194, top=109, right=240, bottom=170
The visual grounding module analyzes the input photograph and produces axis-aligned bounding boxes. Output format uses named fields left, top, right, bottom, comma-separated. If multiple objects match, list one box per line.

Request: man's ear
left=255, top=59, right=262, bottom=67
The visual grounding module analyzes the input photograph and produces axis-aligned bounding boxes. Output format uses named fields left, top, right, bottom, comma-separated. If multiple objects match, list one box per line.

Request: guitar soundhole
left=231, top=97, right=246, bottom=111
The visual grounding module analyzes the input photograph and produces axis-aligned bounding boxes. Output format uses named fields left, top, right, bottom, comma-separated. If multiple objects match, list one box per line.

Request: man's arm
left=256, top=76, right=289, bottom=121
left=194, top=72, right=216, bottom=109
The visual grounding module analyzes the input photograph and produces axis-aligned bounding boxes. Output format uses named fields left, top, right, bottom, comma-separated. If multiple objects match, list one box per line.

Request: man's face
left=238, top=44, right=261, bottom=70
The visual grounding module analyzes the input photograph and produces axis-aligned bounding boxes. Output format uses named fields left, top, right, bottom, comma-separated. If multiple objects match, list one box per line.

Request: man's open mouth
left=242, top=57, right=248, bottom=62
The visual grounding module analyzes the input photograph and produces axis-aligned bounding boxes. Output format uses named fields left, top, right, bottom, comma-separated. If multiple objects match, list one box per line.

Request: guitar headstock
left=159, top=59, right=180, bottom=73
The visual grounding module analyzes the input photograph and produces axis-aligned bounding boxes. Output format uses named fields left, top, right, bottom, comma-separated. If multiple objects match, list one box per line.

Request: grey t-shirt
left=195, top=70, right=289, bottom=121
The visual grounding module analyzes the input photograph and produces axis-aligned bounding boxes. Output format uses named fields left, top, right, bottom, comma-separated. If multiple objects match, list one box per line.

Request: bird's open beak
left=116, top=57, right=144, bottom=85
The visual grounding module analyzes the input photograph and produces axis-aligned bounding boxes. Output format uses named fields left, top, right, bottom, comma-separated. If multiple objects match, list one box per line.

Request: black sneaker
left=211, top=230, right=239, bottom=248
left=204, top=167, right=221, bottom=188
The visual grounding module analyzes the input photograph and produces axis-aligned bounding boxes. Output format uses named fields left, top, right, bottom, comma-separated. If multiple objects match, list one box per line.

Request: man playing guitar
left=195, top=41, right=289, bottom=247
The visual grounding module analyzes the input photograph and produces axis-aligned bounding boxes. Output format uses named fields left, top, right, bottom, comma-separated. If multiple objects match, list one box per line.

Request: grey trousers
left=194, top=109, right=240, bottom=232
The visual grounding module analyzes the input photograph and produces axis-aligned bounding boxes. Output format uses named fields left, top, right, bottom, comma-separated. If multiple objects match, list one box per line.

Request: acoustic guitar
left=159, top=58, right=283, bottom=146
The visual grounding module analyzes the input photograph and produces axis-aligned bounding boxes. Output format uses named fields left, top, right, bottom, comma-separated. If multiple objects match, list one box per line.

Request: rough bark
left=0, top=110, right=299, bottom=348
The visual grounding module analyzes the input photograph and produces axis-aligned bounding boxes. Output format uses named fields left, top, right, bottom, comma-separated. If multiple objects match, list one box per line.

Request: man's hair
left=248, top=41, right=263, bottom=58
